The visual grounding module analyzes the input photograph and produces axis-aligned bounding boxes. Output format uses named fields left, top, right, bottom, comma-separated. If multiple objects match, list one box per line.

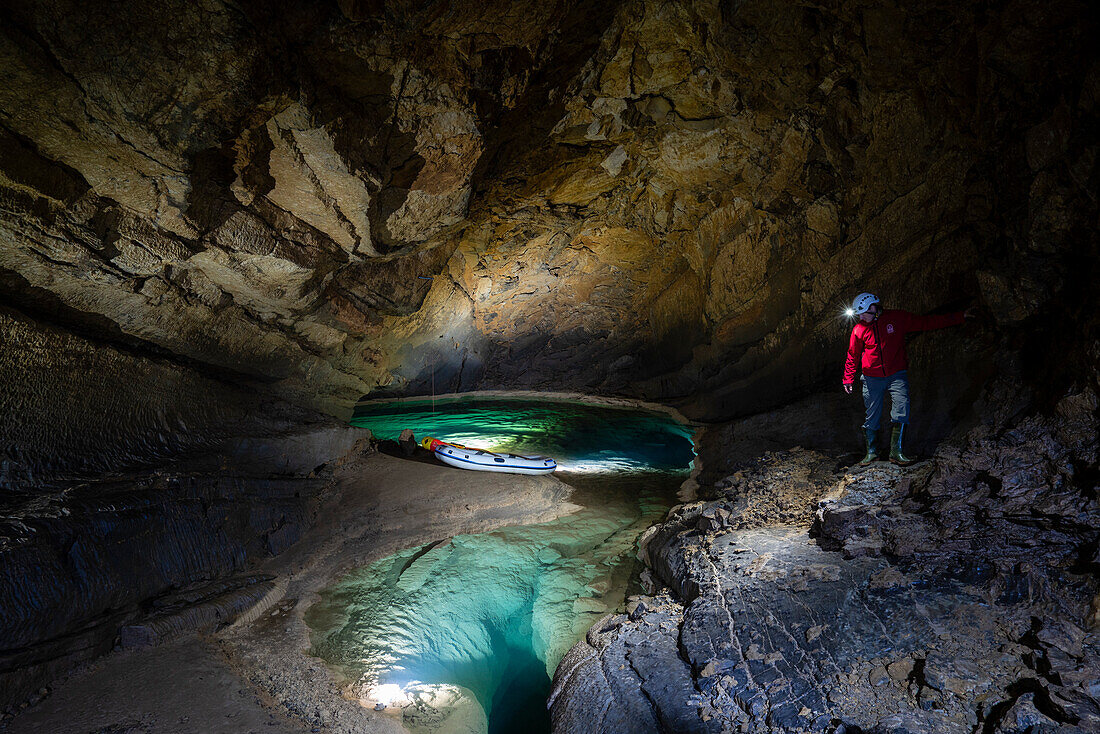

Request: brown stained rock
left=1, top=0, right=1094, bottom=421
left=1088, top=594, right=1100, bottom=632
left=886, top=658, right=914, bottom=682
left=540, top=161, right=618, bottom=206
left=868, top=566, right=906, bottom=589
left=398, top=429, right=418, bottom=456
left=4, top=0, right=1086, bottom=418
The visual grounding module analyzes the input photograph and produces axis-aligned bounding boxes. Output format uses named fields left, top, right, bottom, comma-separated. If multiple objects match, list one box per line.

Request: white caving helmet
left=850, top=292, right=880, bottom=316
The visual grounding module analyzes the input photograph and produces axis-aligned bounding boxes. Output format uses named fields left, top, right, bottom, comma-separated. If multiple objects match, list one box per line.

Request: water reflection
left=351, top=396, right=696, bottom=473
left=310, top=397, right=696, bottom=733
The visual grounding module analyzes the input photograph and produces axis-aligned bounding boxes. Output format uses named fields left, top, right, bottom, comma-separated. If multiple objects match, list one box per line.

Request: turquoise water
left=350, top=395, right=695, bottom=473
left=308, top=397, right=696, bottom=734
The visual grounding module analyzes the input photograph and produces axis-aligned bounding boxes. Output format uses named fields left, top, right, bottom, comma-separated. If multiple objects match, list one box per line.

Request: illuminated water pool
left=349, top=395, right=695, bottom=473
left=307, top=397, right=696, bottom=733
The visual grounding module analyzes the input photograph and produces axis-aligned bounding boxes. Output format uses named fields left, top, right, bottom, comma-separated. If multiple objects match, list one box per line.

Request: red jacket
left=843, top=309, right=964, bottom=384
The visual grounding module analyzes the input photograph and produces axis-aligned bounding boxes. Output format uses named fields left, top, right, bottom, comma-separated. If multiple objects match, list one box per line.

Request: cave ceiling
left=1, top=0, right=1095, bottom=420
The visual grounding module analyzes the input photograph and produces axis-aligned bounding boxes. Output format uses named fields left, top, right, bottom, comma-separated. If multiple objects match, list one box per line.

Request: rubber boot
left=890, top=423, right=915, bottom=466
left=858, top=428, right=879, bottom=467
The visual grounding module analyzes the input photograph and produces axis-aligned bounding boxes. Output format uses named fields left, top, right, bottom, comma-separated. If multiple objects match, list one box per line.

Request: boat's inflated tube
left=421, top=437, right=557, bottom=475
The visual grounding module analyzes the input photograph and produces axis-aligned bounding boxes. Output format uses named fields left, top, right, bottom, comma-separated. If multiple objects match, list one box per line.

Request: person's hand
left=844, top=383, right=853, bottom=394
left=964, top=306, right=978, bottom=320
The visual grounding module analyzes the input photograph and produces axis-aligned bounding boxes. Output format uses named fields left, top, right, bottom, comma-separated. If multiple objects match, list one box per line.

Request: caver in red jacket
left=843, top=309, right=965, bottom=384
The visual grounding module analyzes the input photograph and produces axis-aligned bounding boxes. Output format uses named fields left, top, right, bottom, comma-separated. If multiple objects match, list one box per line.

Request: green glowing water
left=349, top=395, right=695, bottom=473
left=307, top=397, right=695, bottom=733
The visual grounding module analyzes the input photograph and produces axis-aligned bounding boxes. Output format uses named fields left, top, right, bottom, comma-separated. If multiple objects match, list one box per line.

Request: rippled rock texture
left=0, top=423, right=371, bottom=713
left=550, top=387, right=1099, bottom=733
left=2, top=0, right=1095, bottom=421
left=0, top=304, right=373, bottom=710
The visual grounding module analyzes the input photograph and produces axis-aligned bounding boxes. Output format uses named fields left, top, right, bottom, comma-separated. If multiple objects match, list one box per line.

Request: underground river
left=304, top=396, right=696, bottom=734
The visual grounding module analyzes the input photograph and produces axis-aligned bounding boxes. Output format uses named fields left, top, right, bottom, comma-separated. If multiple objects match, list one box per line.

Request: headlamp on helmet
left=848, top=292, right=879, bottom=317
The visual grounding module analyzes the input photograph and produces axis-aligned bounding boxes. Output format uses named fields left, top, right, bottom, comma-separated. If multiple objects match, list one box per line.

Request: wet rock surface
left=217, top=451, right=576, bottom=734
left=2, top=445, right=575, bottom=733
left=551, top=388, right=1100, bottom=733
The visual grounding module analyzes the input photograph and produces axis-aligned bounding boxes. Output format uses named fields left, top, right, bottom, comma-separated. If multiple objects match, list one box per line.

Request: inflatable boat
left=421, top=437, right=557, bottom=475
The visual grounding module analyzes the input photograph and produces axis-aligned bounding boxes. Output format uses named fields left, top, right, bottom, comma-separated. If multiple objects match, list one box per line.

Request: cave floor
left=5, top=450, right=578, bottom=734
left=7, top=636, right=308, bottom=734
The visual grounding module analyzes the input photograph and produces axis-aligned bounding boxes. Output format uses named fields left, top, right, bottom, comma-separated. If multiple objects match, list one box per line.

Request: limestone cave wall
left=2, top=0, right=1095, bottom=435
left=0, top=300, right=371, bottom=708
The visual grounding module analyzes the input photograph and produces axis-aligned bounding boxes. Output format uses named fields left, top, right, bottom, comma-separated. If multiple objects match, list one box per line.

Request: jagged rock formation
left=3, top=0, right=1094, bottom=423
left=551, top=387, right=1099, bottom=732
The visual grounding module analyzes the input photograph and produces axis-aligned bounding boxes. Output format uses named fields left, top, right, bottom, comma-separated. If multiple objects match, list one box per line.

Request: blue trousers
left=861, top=370, right=909, bottom=430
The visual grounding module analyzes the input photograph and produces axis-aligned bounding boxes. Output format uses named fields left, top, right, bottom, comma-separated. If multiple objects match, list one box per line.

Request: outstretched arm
left=901, top=310, right=966, bottom=333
